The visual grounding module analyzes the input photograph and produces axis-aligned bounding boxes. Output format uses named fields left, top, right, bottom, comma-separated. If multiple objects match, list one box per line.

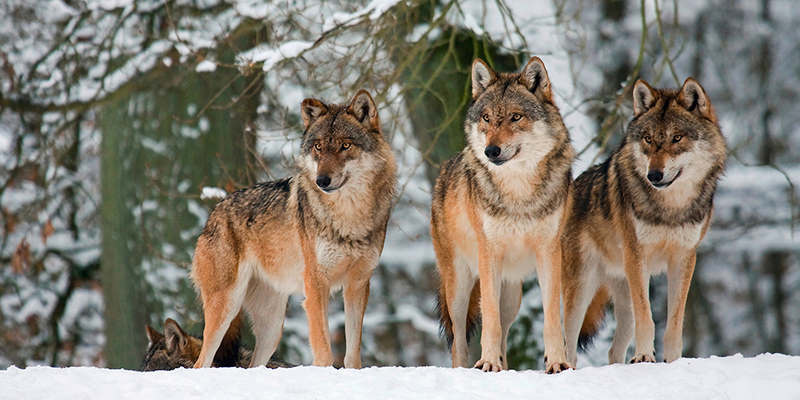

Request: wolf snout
left=484, top=145, right=508, bottom=165
left=316, top=175, right=332, bottom=190
left=647, top=170, right=664, bottom=184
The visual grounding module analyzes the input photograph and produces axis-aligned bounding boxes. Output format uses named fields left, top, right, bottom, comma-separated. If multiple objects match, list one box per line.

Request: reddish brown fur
left=433, top=57, right=575, bottom=373
left=561, top=78, right=726, bottom=366
left=191, top=90, right=396, bottom=369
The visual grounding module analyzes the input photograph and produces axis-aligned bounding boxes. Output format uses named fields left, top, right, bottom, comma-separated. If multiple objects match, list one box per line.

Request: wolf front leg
left=342, top=257, right=375, bottom=369
left=622, top=236, right=656, bottom=364
left=474, top=241, right=504, bottom=372
left=663, top=250, right=697, bottom=363
left=302, top=263, right=334, bottom=367
left=537, top=240, right=572, bottom=373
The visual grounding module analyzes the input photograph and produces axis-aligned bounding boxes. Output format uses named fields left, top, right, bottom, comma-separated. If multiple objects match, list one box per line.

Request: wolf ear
left=145, top=325, right=164, bottom=344
left=632, top=79, right=658, bottom=117
left=679, top=78, right=716, bottom=122
left=301, top=98, right=328, bottom=131
left=348, top=89, right=380, bottom=130
left=471, top=59, right=496, bottom=99
left=519, top=56, right=552, bottom=101
left=164, top=319, right=189, bottom=353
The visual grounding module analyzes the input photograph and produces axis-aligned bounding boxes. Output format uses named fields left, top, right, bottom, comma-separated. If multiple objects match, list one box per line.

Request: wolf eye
left=314, top=143, right=322, bottom=151
left=643, top=135, right=652, bottom=144
left=673, top=135, right=683, bottom=143
left=342, top=142, right=351, bottom=150
left=511, top=113, right=522, bottom=122
left=482, top=114, right=490, bottom=122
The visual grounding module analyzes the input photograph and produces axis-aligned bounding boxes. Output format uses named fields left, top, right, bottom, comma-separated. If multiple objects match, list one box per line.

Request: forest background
left=1, top=0, right=798, bottom=370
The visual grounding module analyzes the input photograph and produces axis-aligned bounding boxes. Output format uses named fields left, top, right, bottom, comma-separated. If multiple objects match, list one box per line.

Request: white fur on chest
left=479, top=208, right=562, bottom=281
left=633, top=218, right=704, bottom=249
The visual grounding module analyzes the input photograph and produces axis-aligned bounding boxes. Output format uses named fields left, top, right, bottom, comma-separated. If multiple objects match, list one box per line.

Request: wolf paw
left=474, top=358, right=503, bottom=372
left=629, top=353, right=656, bottom=364
left=543, top=355, right=573, bottom=374
left=545, top=361, right=573, bottom=374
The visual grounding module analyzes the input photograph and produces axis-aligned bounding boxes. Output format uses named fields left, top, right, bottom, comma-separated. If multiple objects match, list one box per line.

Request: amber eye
left=673, top=135, right=683, bottom=143
left=511, top=113, right=522, bottom=122
left=482, top=114, right=490, bottom=122
left=643, top=135, right=652, bottom=144
left=342, top=142, right=351, bottom=150
left=314, top=143, right=322, bottom=151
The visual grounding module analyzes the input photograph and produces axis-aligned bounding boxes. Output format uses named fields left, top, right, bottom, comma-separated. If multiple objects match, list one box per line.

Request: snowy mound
left=3, top=354, right=799, bottom=399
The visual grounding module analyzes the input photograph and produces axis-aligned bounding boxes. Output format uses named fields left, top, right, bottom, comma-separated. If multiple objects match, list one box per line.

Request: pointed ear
left=679, top=78, right=716, bottom=122
left=348, top=89, right=380, bottom=130
left=164, top=319, right=189, bottom=353
left=519, top=56, right=552, bottom=101
left=632, top=79, right=658, bottom=117
left=301, top=98, right=328, bottom=131
left=145, top=325, right=164, bottom=345
left=471, top=59, right=496, bottom=99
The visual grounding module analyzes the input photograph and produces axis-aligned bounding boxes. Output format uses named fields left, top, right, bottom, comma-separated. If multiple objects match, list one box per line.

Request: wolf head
left=465, top=57, right=567, bottom=169
left=299, top=90, right=391, bottom=194
left=625, top=78, right=726, bottom=190
left=140, top=319, right=201, bottom=371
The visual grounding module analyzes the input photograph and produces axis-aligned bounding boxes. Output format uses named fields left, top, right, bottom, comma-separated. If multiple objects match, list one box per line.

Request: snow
left=237, top=41, right=315, bottom=72
left=195, top=59, right=217, bottom=73
left=200, top=187, right=227, bottom=200
left=3, top=354, right=799, bottom=399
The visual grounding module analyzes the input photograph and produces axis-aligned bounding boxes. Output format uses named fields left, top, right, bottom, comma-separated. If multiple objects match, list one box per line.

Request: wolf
left=191, top=90, right=397, bottom=369
left=140, top=318, right=293, bottom=371
left=561, top=78, right=726, bottom=366
left=432, top=57, right=575, bottom=373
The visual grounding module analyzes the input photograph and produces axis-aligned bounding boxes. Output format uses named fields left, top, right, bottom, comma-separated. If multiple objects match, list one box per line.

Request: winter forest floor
left=2, top=353, right=799, bottom=399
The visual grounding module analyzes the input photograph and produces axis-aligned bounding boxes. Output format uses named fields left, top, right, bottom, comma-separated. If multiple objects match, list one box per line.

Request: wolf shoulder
left=200, top=178, right=296, bottom=237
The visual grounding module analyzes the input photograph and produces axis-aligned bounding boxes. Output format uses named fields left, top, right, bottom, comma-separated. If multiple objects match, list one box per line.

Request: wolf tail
left=213, top=312, right=244, bottom=367
left=577, top=285, right=610, bottom=351
left=436, top=278, right=481, bottom=348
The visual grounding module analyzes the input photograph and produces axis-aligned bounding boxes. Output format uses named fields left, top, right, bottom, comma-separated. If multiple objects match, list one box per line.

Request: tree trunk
left=100, top=28, right=262, bottom=369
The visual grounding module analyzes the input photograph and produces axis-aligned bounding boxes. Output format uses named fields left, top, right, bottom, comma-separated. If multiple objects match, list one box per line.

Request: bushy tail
left=436, top=279, right=481, bottom=348
left=577, top=285, right=610, bottom=351
left=213, top=312, right=244, bottom=367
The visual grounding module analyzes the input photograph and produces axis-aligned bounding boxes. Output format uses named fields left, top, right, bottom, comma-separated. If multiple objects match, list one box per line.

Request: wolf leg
left=244, top=280, right=288, bottom=367
left=622, top=244, right=655, bottom=363
left=562, top=266, right=599, bottom=367
left=343, top=258, right=374, bottom=369
left=562, top=249, right=598, bottom=368
left=446, top=257, right=477, bottom=368
left=663, top=251, right=696, bottom=363
left=499, top=280, right=522, bottom=370
left=194, top=273, right=248, bottom=368
left=303, top=268, right=333, bottom=367
left=608, top=278, right=634, bottom=364
left=475, top=246, right=504, bottom=372
left=537, top=241, right=571, bottom=373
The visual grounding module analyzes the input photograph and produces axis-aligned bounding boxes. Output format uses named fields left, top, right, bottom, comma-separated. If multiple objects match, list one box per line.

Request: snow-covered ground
left=3, top=354, right=799, bottom=399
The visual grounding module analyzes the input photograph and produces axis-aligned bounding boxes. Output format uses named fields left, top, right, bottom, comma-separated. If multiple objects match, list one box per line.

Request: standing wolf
left=562, top=78, right=726, bottom=366
left=432, top=57, right=575, bottom=373
left=191, top=90, right=397, bottom=369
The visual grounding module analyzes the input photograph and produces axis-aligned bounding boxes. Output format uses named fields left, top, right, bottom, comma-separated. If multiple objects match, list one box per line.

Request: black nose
left=647, top=170, right=664, bottom=183
left=484, top=145, right=502, bottom=160
left=316, top=175, right=332, bottom=189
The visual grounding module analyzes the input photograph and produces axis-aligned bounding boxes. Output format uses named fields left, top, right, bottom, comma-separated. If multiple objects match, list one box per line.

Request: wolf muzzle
left=647, top=169, right=681, bottom=189
left=316, top=174, right=347, bottom=193
left=484, top=145, right=515, bottom=166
